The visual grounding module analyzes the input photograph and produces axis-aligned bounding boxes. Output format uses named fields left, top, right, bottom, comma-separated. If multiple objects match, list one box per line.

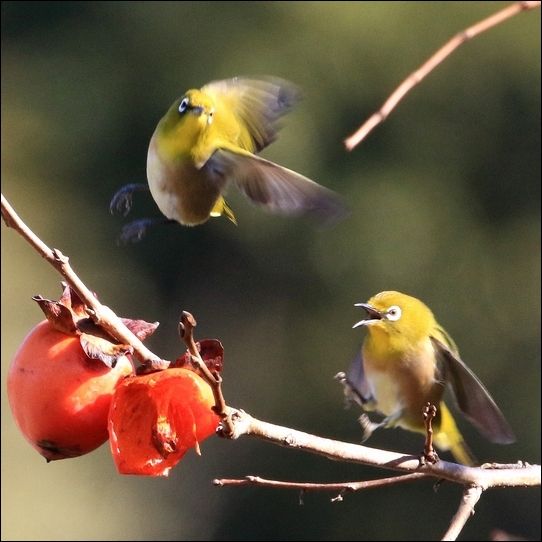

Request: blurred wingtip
left=260, top=76, right=303, bottom=115
left=308, top=193, right=351, bottom=228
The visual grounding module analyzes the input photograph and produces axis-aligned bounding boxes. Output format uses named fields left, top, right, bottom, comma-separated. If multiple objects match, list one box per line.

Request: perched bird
left=110, top=77, right=347, bottom=241
left=338, top=290, right=515, bottom=465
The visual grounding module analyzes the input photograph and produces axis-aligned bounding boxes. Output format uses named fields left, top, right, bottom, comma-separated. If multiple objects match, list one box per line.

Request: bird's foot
left=118, top=218, right=174, bottom=244
left=357, top=413, right=382, bottom=443
left=110, top=183, right=149, bottom=217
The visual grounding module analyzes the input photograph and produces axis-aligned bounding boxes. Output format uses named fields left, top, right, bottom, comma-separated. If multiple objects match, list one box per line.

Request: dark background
left=2, top=2, right=540, bottom=540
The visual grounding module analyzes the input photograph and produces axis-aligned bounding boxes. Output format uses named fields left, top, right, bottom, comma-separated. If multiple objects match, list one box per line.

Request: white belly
left=365, top=368, right=403, bottom=417
left=147, top=146, right=182, bottom=221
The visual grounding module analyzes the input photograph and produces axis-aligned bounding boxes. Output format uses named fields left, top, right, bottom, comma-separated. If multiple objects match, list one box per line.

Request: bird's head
left=176, top=89, right=215, bottom=126
left=353, top=291, right=437, bottom=344
left=157, top=90, right=215, bottom=147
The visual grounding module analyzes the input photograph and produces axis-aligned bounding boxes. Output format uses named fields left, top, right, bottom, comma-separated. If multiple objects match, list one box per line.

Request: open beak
left=352, top=303, right=383, bottom=328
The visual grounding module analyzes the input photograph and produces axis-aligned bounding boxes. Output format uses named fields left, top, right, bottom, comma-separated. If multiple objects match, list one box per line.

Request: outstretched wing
left=204, top=149, right=348, bottom=225
left=202, top=77, right=301, bottom=152
left=431, top=337, right=516, bottom=444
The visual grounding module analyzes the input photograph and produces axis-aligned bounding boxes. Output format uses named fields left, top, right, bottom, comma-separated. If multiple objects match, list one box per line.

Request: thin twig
left=1, top=194, right=168, bottom=370
left=441, top=485, right=484, bottom=541
left=422, top=403, right=439, bottom=464
left=213, top=472, right=429, bottom=496
left=178, top=311, right=235, bottom=436
left=344, top=1, right=541, bottom=151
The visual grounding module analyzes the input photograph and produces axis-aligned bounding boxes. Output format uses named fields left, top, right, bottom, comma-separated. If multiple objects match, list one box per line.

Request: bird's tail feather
left=436, top=402, right=477, bottom=466
left=210, top=197, right=238, bottom=225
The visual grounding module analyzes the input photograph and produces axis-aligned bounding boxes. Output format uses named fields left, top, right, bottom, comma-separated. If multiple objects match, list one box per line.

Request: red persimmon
left=108, top=367, right=218, bottom=476
left=7, top=320, right=134, bottom=461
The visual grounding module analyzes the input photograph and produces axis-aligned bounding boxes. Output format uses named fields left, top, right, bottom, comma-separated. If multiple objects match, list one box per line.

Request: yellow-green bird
left=338, top=291, right=515, bottom=465
left=110, top=77, right=347, bottom=241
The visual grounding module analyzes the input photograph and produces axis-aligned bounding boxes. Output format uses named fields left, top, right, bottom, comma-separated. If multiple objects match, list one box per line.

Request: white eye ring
left=207, top=109, right=214, bottom=125
left=386, top=305, right=402, bottom=321
left=178, top=97, right=189, bottom=114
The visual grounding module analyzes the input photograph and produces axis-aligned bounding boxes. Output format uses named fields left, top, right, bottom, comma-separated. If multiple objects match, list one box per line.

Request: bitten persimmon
left=7, top=320, right=134, bottom=461
left=108, top=367, right=219, bottom=476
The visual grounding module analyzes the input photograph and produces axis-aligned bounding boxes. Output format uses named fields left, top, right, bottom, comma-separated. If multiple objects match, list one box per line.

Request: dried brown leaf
left=80, top=333, right=133, bottom=369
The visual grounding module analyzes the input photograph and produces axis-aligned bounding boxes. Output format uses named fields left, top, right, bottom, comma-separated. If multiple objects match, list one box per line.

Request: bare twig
left=344, top=1, right=541, bottom=151
left=178, top=311, right=235, bottom=436
left=422, top=403, right=439, bottom=464
left=1, top=194, right=168, bottom=370
left=441, top=485, right=483, bottom=541
left=213, top=472, right=429, bottom=498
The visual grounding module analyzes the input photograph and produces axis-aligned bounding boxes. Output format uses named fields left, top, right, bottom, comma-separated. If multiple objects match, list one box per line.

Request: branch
left=213, top=472, right=429, bottom=502
left=178, top=311, right=235, bottom=436
left=441, top=485, right=483, bottom=541
left=422, top=402, right=439, bottom=464
left=224, top=409, right=540, bottom=489
left=216, top=410, right=538, bottom=539
left=344, top=1, right=541, bottom=151
left=1, top=194, right=168, bottom=370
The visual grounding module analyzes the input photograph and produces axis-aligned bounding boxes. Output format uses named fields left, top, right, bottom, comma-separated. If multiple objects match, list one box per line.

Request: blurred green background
left=2, top=1, right=540, bottom=540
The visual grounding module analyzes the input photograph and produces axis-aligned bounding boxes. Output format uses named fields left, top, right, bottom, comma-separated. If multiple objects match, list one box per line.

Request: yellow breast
left=362, top=337, right=442, bottom=426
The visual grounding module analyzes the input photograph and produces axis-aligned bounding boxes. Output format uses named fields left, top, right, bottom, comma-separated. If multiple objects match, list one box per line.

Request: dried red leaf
left=108, top=368, right=219, bottom=476
left=32, top=295, right=78, bottom=334
left=32, top=284, right=158, bottom=369
left=58, top=282, right=87, bottom=318
left=121, top=318, right=159, bottom=341
left=172, top=339, right=224, bottom=373
left=79, top=333, right=133, bottom=369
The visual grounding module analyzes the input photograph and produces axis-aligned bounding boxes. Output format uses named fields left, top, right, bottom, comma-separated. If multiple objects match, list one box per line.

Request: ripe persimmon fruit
left=7, top=320, right=134, bottom=461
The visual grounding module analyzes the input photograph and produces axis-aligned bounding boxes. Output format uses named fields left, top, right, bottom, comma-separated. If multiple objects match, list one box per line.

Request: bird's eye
left=178, top=97, right=189, bottom=114
left=386, top=306, right=402, bottom=321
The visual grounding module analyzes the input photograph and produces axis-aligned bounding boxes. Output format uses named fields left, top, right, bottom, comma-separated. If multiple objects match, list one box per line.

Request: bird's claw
left=117, top=217, right=176, bottom=244
left=118, top=219, right=154, bottom=244
left=358, top=413, right=379, bottom=443
left=110, top=183, right=148, bottom=217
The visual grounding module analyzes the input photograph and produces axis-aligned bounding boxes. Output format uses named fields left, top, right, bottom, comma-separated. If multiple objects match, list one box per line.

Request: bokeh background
left=2, top=2, right=540, bottom=540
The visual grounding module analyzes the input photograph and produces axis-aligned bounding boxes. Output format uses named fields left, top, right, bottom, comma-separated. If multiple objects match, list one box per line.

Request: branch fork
left=178, top=311, right=235, bottom=437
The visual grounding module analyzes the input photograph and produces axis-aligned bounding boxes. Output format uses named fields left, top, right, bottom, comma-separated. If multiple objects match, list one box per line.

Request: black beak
left=352, top=303, right=382, bottom=328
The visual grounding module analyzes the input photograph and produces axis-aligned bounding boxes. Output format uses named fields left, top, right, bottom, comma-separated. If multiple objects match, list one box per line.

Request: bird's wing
left=204, top=149, right=348, bottom=224
left=431, top=336, right=516, bottom=444
left=340, top=350, right=374, bottom=407
left=202, top=77, right=301, bottom=152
